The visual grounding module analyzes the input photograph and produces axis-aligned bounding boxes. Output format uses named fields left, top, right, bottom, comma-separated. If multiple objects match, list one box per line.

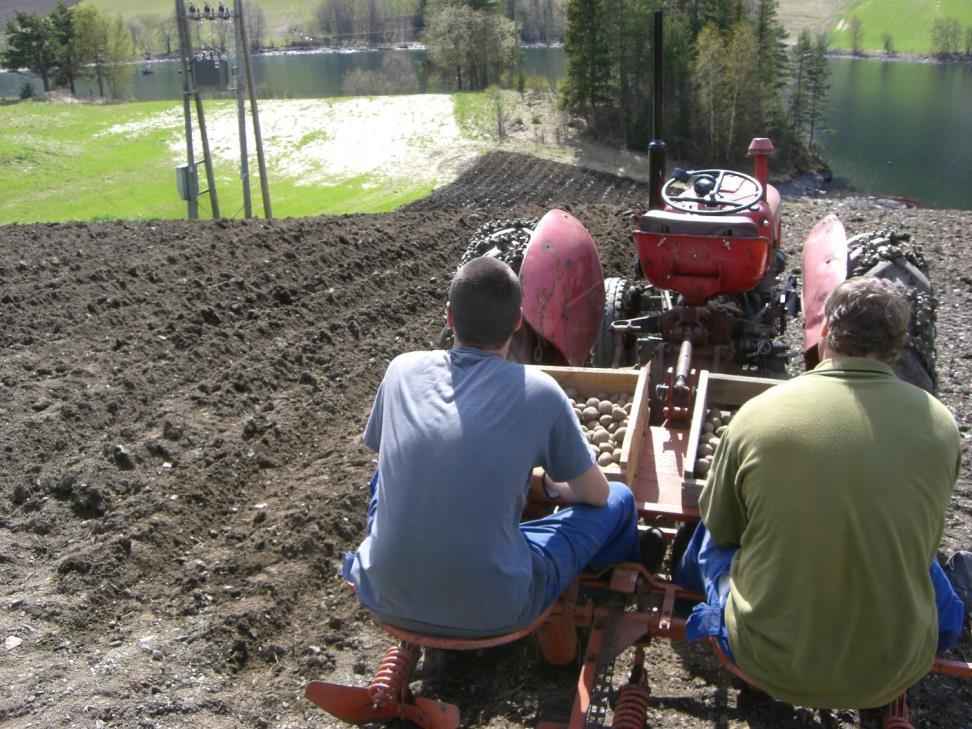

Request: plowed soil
left=1, top=151, right=970, bottom=729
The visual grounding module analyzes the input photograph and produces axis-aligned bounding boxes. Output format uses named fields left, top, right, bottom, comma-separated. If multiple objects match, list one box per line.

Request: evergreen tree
left=788, top=30, right=812, bottom=145
left=805, top=33, right=829, bottom=150
left=561, top=0, right=612, bottom=131
left=49, top=1, right=81, bottom=95
left=1, top=11, right=56, bottom=92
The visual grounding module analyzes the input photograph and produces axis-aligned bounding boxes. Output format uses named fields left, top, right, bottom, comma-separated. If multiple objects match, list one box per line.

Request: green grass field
left=0, top=97, right=442, bottom=224
left=830, top=0, right=972, bottom=54
left=83, top=0, right=412, bottom=50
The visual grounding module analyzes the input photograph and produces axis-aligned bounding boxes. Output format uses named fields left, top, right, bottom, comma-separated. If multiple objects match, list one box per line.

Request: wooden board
left=630, top=424, right=699, bottom=518
left=533, top=365, right=649, bottom=485
left=683, top=371, right=781, bottom=484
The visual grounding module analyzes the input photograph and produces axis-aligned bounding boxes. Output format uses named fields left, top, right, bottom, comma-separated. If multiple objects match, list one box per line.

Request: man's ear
left=446, top=302, right=454, bottom=328
left=514, top=307, right=523, bottom=332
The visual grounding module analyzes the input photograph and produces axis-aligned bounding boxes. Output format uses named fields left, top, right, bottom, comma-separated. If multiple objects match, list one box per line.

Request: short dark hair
left=824, top=277, right=911, bottom=363
left=448, top=257, right=522, bottom=350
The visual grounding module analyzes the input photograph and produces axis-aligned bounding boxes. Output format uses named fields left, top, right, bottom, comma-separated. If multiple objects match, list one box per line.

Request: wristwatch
left=542, top=473, right=560, bottom=500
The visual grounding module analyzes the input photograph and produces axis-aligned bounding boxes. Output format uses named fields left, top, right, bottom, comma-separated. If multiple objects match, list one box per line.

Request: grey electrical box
left=176, top=163, right=198, bottom=201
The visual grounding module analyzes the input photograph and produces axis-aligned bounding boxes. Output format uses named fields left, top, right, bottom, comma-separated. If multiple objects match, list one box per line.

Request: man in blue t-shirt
left=342, top=257, right=643, bottom=637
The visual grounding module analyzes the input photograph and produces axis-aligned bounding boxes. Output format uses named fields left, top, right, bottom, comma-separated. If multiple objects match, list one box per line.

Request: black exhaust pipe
left=648, top=10, right=667, bottom=210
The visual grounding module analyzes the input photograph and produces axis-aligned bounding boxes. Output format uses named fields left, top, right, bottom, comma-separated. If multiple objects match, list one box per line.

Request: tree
left=423, top=5, right=519, bottom=89
left=560, top=0, right=612, bottom=131
left=882, top=32, right=894, bottom=57
left=73, top=6, right=137, bottom=100
left=74, top=5, right=108, bottom=97
left=788, top=29, right=812, bottom=144
left=804, top=34, right=829, bottom=150
left=102, top=14, right=137, bottom=98
left=1, top=11, right=56, bottom=92
left=693, top=22, right=726, bottom=159
left=720, top=20, right=759, bottom=162
left=849, top=15, right=862, bottom=55
left=49, top=0, right=82, bottom=94
left=966, top=26, right=972, bottom=56
left=931, top=17, right=961, bottom=57
left=245, top=3, right=267, bottom=51
left=316, top=0, right=355, bottom=44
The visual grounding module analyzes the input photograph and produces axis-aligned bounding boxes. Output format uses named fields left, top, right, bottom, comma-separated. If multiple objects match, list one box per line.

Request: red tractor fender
left=802, top=214, right=847, bottom=368
left=519, top=210, right=605, bottom=366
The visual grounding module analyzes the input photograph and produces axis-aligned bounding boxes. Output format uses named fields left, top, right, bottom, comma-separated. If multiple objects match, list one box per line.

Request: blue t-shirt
left=344, top=346, right=594, bottom=637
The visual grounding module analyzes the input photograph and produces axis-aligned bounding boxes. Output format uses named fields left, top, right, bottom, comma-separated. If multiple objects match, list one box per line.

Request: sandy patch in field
left=169, top=95, right=483, bottom=187
left=98, top=109, right=185, bottom=140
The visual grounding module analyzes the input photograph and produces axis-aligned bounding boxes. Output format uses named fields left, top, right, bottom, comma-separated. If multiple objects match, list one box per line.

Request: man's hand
left=544, top=464, right=610, bottom=507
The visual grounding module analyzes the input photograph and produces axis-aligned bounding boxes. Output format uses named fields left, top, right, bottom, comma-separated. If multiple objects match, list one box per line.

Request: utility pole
left=236, top=0, right=272, bottom=219
left=175, top=0, right=220, bottom=220
left=175, top=0, right=272, bottom=220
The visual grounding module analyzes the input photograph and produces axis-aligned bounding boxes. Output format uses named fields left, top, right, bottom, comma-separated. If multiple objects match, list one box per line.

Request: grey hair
left=824, top=277, right=911, bottom=364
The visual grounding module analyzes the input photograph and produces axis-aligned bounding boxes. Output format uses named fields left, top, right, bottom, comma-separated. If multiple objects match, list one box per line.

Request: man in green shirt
left=676, top=276, right=965, bottom=709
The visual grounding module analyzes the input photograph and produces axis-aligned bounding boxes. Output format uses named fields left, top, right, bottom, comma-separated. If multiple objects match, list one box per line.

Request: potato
left=623, top=402, right=632, bottom=414
left=599, top=414, right=614, bottom=427
left=592, top=428, right=610, bottom=444
left=715, top=425, right=728, bottom=437
left=698, top=443, right=714, bottom=457
left=599, top=442, right=614, bottom=454
left=695, top=457, right=711, bottom=476
left=702, top=422, right=714, bottom=434
left=586, top=397, right=600, bottom=407
left=598, top=400, right=614, bottom=415
left=612, top=448, right=621, bottom=463
left=582, top=406, right=599, bottom=420
left=613, top=426, right=626, bottom=443
left=597, top=451, right=614, bottom=466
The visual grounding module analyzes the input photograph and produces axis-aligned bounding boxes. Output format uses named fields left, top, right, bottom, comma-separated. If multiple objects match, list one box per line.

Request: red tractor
left=305, top=13, right=957, bottom=729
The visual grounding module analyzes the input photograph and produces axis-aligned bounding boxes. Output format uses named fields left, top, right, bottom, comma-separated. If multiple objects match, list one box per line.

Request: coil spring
left=368, top=642, right=421, bottom=707
left=611, top=682, right=651, bottom=729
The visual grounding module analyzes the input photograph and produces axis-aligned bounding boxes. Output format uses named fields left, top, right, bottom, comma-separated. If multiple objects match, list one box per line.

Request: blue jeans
left=362, top=471, right=641, bottom=609
left=674, top=522, right=966, bottom=658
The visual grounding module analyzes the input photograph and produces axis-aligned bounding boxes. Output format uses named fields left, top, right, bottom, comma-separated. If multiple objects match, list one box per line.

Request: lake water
left=2, top=49, right=969, bottom=209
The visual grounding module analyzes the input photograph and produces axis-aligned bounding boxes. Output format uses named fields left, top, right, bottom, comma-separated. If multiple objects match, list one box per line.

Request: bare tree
left=245, top=2, right=267, bottom=51
left=849, top=15, right=863, bottom=55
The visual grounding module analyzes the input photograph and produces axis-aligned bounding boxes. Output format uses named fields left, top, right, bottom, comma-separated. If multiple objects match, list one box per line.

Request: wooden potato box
left=532, top=365, right=651, bottom=486
left=682, top=371, right=781, bottom=505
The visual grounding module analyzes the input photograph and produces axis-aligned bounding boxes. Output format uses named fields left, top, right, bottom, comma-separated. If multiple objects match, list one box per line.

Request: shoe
left=945, top=550, right=972, bottom=619
left=669, top=522, right=696, bottom=577
left=639, top=527, right=667, bottom=573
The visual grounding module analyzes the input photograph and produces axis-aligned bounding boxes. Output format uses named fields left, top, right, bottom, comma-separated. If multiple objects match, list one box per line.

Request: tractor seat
left=638, top=209, right=760, bottom=238
left=371, top=600, right=559, bottom=650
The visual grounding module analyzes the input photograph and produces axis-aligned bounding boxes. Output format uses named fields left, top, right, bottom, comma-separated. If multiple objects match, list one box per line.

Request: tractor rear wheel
left=591, top=277, right=630, bottom=368
left=846, top=231, right=936, bottom=392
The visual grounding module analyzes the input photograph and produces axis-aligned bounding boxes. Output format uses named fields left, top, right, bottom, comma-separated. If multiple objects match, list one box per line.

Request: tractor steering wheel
left=661, top=168, right=763, bottom=216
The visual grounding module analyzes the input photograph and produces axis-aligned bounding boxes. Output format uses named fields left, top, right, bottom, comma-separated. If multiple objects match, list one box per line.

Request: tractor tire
left=459, top=217, right=539, bottom=273
left=845, top=230, right=937, bottom=393
left=440, top=218, right=540, bottom=355
left=591, top=277, right=630, bottom=368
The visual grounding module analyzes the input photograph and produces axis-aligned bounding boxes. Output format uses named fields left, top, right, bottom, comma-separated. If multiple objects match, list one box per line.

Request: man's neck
left=452, top=338, right=510, bottom=359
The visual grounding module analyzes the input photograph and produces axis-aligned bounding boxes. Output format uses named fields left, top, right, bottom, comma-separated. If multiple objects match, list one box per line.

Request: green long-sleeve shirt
left=701, top=357, right=960, bottom=709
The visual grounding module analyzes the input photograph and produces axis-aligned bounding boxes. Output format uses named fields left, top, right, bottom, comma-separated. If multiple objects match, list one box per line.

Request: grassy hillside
left=82, top=0, right=322, bottom=48
left=776, top=0, right=853, bottom=38
left=830, top=0, right=972, bottom=53
left=0, top=95, right=466, bottom=224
